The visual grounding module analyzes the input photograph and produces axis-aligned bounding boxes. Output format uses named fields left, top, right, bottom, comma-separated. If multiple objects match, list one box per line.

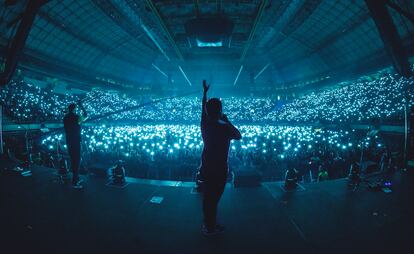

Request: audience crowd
left=0, top=80, right=78, bottom=122
left=39, top=124, right=391, bottom=181
left=2, top=70, right=410, bottom=181
left=265, top=73, right=414, bottom=124
left=1, top=72, right=413, bottom=125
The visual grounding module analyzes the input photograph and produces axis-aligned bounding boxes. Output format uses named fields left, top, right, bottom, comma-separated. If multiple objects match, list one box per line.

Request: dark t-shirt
left=63, top=112, right=81, bottom=145
left=200, top=117, right=235, bottom=177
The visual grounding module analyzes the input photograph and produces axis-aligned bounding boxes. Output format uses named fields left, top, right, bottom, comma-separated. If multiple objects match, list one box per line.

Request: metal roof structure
left=1, top=0, right=413, bottom=90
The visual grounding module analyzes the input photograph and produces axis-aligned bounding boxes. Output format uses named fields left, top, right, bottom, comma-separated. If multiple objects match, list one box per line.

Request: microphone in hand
left=221, top=114, right=229, bottom=123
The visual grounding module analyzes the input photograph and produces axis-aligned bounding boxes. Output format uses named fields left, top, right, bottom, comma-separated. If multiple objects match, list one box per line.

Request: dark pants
left=202, top=172, right=227, bottom=230
left=67, top=142, right=80, bottom=184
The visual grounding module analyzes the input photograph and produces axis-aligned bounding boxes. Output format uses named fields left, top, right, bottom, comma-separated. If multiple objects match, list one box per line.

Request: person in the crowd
left=108, top=160, right=126, bottom=185
left=317, top=164, right=329, bottom=181
left=284, top=167, right=299, bottom=190
left=199, top=80, right=242, bottom=235
left=63, top=101, right=87, bottom=189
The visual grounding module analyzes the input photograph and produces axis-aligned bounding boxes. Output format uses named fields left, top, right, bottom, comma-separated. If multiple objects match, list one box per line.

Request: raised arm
left=78, top=101, right=88, bottom=124
left=201, top=80, right=209, bottom=123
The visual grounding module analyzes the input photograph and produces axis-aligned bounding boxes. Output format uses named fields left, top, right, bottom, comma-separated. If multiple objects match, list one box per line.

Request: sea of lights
left=265, top=74, right=414, bottom=123
left=42, top=124, right=364, bottom=160
left=2, top=72, right=413, bottom=124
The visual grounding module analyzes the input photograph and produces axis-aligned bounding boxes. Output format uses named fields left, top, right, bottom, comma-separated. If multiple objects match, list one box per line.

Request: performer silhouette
left=63, top=101, right=87, bottom=189
left=200, top=80, right=241, bottom=235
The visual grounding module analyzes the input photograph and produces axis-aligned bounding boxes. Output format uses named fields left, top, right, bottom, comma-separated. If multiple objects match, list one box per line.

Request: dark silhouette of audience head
left=68, top=103, right=76, bottom=113
left=206, top=98, right=222, bottom=120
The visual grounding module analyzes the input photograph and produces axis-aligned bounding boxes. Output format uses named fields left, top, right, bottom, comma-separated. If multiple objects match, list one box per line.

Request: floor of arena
left=1, top=166, right=413, bottom=253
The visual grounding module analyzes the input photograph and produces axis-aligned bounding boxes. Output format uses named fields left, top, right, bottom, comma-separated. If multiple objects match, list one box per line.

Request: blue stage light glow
left=196, top=39, right=223, bottom=47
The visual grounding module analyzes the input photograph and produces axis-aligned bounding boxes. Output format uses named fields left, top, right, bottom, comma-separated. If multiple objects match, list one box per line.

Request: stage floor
left=0, top=166, right=413, bottom=253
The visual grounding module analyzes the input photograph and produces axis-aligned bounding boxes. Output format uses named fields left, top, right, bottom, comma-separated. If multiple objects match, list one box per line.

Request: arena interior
left=1, top=0, right=414, bottom=253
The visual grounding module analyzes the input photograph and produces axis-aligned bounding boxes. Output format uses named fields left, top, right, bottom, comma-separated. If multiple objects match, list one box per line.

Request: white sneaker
left=72, top=180, right=84, bottom=189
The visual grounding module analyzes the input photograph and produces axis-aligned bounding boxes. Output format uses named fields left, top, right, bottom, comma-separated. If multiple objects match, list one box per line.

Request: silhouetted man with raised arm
left=200, top=80, right=242, bottom=235
left=63, top=101, right=88, bottom=189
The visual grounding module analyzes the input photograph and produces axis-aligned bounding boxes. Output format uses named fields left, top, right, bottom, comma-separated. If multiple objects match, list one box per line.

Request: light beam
left=254, top=63, right=270, bottom=80
left=233, top=65, right=244, bottom=86
left=151, top=63, right=168, bottom=78
left=178, top=66, right=192, bottom=86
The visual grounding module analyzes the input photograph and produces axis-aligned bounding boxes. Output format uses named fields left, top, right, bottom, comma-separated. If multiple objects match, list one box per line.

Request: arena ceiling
left=1, top=0, right=414, bottom=89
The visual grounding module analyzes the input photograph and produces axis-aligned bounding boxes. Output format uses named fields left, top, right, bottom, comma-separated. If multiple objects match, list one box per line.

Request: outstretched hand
left=203, top=80, right=210, bottom=93
left=77, top=99, right=87, bottom=114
